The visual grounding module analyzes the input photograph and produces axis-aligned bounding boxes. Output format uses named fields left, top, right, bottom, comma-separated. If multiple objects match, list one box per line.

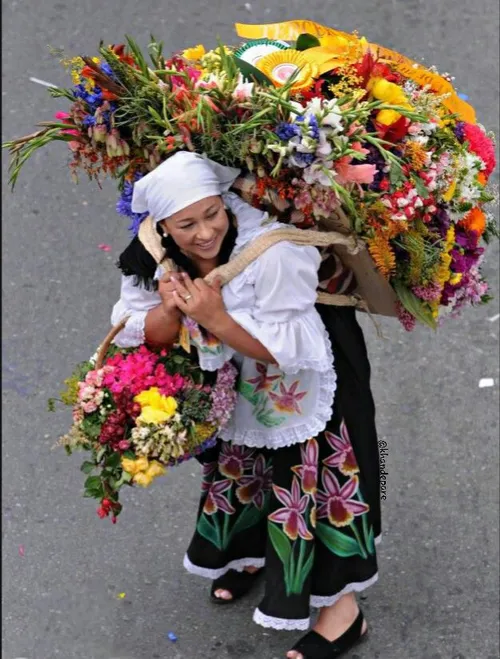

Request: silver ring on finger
left=183, top=294, right=193, bottom=301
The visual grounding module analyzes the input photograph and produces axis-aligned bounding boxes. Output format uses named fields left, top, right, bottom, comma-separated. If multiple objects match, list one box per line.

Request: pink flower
left=82, top=400, right=98, bottom=414
left=317, top=471, right=369, bottom=527
left=219, top=444, right=255, bottom=480
left=203, top=480, right=236, bottom=515
left=268, top=477, right=313, bottom=541
left=334, top=156, right=376, bottom=186
left=236, top=454, right=272, bottom=509
left=246, top=363, right=281, bottom=393
left=323, top=421, right=360, bottom=476
left=269, top=381, right=308, bottom=414
left=54, top=111, right=79, bottom=137
left=291, top=438, right=318, bottom=494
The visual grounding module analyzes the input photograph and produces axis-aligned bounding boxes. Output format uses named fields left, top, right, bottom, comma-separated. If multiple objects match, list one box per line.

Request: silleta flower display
left=4, top=20, right=497, bottom=330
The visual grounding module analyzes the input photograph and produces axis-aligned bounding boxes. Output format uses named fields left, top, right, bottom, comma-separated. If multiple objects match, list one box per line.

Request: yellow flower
left=442, top=179, right=457, bottom=202
left=121, top=456, right=149, bottom=475
left=121, top=456, right=166, bottom=487
left=368, top=77, right=413, bottom=125
left=193, top=423, right=217, bottom=443
left=183, top=44, right=206, bottom=61
left=133, top=472, right=154, bottom=487
left=145, top=460, right=166, bottom=479
left=449, top=272, right=463, bottom=285
left=134, top=387, right=178, bottom=425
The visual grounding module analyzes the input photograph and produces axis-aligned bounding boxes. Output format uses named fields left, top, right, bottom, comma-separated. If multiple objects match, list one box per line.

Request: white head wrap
left=131, top=151, right=241, bottom=224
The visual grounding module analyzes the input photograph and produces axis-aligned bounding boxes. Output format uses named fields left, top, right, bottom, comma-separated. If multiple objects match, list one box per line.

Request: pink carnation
left=463, top=123, right=497, bottom=176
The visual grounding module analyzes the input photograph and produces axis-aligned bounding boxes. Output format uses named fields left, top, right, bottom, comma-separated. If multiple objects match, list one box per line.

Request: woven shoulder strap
left=138, top=215, right=367, bottom=309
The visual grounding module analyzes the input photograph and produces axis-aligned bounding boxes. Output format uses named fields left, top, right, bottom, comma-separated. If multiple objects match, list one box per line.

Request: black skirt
left=184, top=307, right=381, bottom=631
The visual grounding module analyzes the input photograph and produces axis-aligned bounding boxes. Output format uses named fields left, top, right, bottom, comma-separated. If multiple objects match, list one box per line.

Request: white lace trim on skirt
left=183, top=554, right=265, bottom=580
left=253, top=608, right=311, bottom=631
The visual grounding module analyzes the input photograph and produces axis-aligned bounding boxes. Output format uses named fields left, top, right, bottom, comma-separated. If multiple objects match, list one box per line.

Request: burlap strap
left=137, top=214, right=367, bottom=310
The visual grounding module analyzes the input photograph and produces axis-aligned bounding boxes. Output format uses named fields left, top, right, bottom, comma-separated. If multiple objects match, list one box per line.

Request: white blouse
left=111, top=192, right=336, bottom=449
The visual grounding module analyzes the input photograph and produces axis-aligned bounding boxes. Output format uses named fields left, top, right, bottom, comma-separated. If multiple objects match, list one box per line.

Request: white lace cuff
left=112, top=311, right=148, bottom=348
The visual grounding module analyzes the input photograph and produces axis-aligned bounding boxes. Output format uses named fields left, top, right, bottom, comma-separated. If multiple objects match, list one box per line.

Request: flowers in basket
left=50, top=344, right=237, bottom=522
left=3, top=20, right=498, bottom=330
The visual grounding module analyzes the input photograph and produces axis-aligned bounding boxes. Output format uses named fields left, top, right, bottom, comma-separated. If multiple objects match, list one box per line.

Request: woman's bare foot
left=286, top=592, right=367, bottom=659
left=213, top=565, right=260, bottom=600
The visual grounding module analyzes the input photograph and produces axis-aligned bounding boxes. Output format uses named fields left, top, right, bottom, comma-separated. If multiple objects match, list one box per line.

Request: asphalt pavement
left=2, top=1, right=499, bottom=658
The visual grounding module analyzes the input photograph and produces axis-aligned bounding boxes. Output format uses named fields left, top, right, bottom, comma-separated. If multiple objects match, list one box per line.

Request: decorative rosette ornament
left=234, top=38, right=290, bottom=66
left=255, top=49, right=319, bottom=91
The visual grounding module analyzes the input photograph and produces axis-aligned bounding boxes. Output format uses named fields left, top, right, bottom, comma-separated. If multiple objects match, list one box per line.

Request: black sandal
left=210, top=567, right=264, bottom=605
left=289, top=609, right=367, bottom=658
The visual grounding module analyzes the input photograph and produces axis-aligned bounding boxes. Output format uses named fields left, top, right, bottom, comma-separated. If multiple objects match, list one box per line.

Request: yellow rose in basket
left=121, top=456, right=149, bottom=475
left=134, top=387, right=178, bottom=425
left=121, top=457, right=166, bottom=487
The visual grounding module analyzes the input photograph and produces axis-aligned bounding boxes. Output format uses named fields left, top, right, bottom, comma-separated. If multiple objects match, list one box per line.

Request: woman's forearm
left=208, top=312, right=277, bottom=364
left=144, top=304, right=181, bottom=347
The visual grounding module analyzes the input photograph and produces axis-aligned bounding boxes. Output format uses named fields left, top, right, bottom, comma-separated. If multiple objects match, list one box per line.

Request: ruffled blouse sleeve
left=228, top=241, right=331, bottom=374
left=110, top=275, right=162, bottom=347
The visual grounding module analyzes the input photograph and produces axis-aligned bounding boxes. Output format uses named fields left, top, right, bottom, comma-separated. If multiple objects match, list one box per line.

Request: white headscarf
left=131, top=151, right=241, bottom=224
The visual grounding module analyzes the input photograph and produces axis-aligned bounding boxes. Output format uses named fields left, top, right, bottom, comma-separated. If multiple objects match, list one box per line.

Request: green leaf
left=411, top=173, right=429, bottom=199
left=196, top=514, right=222, bottom=550
left=392, top=280, right=437, bottom=329
left=233, top=57, right=273, bottom=86
left=84, top=475, right=101, bottom=490
left=316, top=522, right=365, bottom=557
left=295, top=33, right=321, bottom=51
left=296, top=546, right=315, bottom=590
left=80, top=461, right=96, bottom=475
left=237, top=381, right=261, bottom=406
left=367, top=525, right=375, bottom=554
left=47, top=398, right=56, bottom=412
left=268, top=522, right=292, bottom=567
left=256, top=408, right=287, bottom=428
left=105, top=452, right=121, bottom=469
left=389, top=161, right=406, bottom=187
left=229, top=504, right=265, bottom=538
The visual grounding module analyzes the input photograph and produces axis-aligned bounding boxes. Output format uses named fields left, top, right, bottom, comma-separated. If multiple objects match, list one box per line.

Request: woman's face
left=160, top=195, right=229, bottom=262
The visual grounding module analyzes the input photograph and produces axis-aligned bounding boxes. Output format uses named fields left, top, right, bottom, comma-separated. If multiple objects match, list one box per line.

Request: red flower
left=96, top=506, right=108, bottom=519
left=374, top=115, right=410, bottom=142
left=462, top=123, right=497, bottom=176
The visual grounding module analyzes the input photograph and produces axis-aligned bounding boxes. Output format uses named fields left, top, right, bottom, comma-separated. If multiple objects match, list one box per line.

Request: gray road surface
left=2, top=1, right=499, bottom=658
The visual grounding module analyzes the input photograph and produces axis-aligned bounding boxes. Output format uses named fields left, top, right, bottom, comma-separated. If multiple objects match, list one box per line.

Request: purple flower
left=454, top=121, right=466, bottom=142
left=275, top=122, right=301, bottom=141
left=116, top=173, right=149, bottom=235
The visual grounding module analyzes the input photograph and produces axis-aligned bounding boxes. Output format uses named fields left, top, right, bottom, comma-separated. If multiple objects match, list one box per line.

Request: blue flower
left=116, top=174, right=149, bottom=236
left=292, top=152, right=315, bottom=166
left=83, top=115, right=96, bottom=128
left=275, top=122, right=301, bottom=141
left=306, top=115, right=320, bottom=140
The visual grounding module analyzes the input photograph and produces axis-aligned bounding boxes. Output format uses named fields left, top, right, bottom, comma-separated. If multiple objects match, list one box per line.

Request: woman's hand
left=171, top=273, right=227, bottom=331
left=158, top=274, right=182, bottom=316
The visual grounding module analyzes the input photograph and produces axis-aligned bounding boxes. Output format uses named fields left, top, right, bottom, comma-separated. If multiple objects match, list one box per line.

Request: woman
left=112, top=151, right=381, bottom=659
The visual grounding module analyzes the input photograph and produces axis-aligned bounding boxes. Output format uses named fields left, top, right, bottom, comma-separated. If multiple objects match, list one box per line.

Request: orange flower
left=459, top=207, right=486, bottom=235
left=477, top=171, right=488, bottom=186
